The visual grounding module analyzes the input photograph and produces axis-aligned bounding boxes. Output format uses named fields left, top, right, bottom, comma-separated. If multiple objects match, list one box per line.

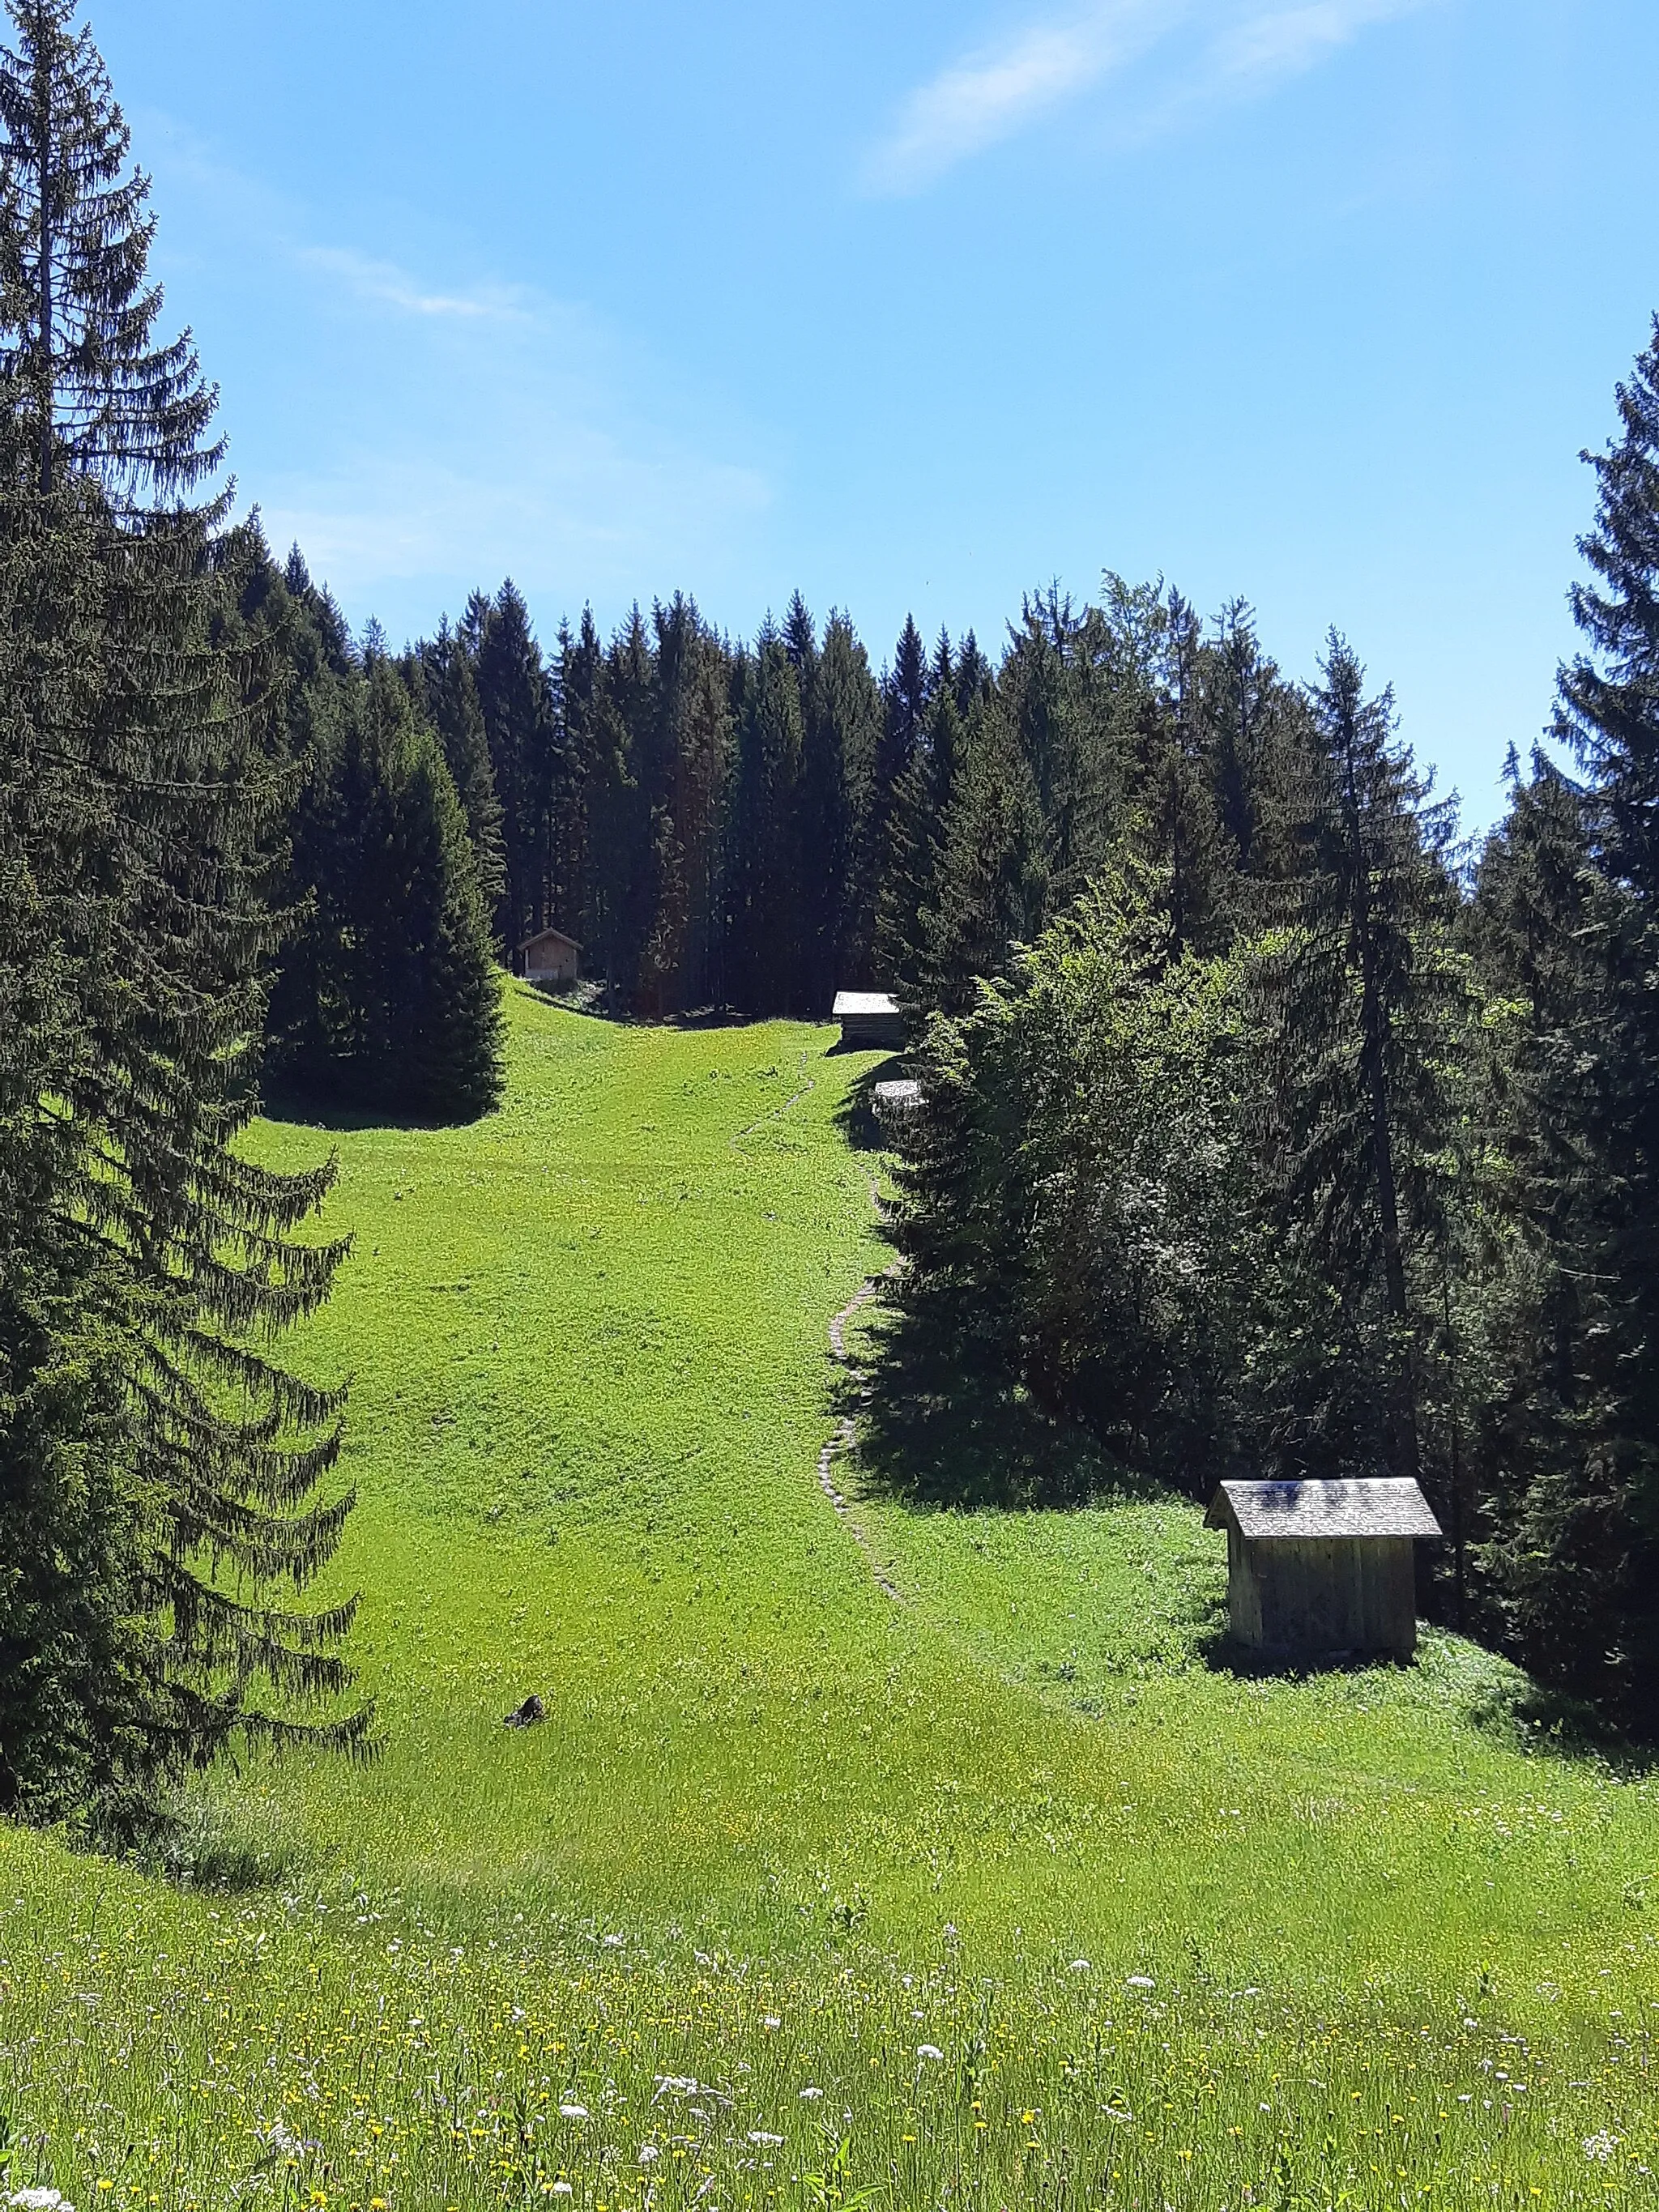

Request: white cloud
left=864, top=0, right=1441, bottom=194
left=296, top=244, right=527, bottom=323
left=863, top=1, right=1173, bottom=194
left=1209, top=0, right=1427, bottom=90
left=137, top=116, right=773, bottom=633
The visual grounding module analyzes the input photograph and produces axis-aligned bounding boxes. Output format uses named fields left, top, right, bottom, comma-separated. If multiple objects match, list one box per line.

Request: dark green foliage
left=0, top=0, right=369, bottom=1831
left=727, top=622, right=805, bottom=1016
left=414, top=620, right=506, bottom=921
left=918, top=690, right=1048, bottom=1012
left=1465, top=320, right=1659, bottom=1719
left=475, top=581, right=559, bottom=953
left=270, top=657, right=504, bottom=1122
left=868, top=874, right=1260, bottom=1502
left=0, top=0, right=220, bottom=501
left=1256, top=634, right=1469, bottom=1488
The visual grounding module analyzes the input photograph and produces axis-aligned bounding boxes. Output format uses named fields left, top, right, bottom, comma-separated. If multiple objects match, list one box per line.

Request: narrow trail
left=817, top=1166, right=904, bottom=1604
left=727, top=1055, right=904, bottom=1605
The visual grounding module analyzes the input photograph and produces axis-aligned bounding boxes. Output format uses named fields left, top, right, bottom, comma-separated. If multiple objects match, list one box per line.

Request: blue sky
left=96, top=0, right=1658, bottom=831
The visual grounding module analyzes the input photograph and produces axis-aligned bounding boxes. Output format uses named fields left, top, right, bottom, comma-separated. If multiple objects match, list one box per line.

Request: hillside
left=1, top=984, right=1654, bottom=2209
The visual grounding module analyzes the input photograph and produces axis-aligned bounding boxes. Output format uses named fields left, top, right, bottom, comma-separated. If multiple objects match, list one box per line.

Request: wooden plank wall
left=1234, top=1535, right=1417, bottom=1659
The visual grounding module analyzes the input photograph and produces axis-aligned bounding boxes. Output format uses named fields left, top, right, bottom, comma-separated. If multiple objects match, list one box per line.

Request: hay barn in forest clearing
left=833, top=991, right=906, bottom=1051
left=1206, top=1477, right=1442, bottom=1663
left=517, top=927, right=582, bottom=987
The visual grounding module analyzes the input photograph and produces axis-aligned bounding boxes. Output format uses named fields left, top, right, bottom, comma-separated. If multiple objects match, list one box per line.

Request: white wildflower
left=800, top=2086, right=825, bottom=2101
left=552, top=2186, right=574, bottom=2199
left=762, top=2015, right=782, bottom=2031
left=1584, top=2133, right=1620, bottom=2163
left=1069, top=1958, right=1091, bottom=1972
left=1127, top=1975, right=1154, bottom=1990
left=638, top=2146, right=661, bottom=2165
left=915, top=2044, right=945, bottom=2062
left=747, top=2130, right=784, bottom=2146
left=560, top=2103, right=589, bottom=2120
left=6, top=2193, right=75, bottom=2212
left=655, top=2074, right=703, bottom=2100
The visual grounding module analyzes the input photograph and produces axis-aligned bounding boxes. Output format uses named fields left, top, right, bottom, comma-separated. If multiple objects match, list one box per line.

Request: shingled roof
left=1206, top=1477, right=1442, bottom=1542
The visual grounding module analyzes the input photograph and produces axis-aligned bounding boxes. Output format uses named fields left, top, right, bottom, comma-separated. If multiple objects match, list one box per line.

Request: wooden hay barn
left=516, top=927, right=582, bottom=987
left=1206, top=1477, right=1442, bottom=1663
left=872, top=1077, right=922, bottom=1122
left=833, top=990, right=906, bottom=1051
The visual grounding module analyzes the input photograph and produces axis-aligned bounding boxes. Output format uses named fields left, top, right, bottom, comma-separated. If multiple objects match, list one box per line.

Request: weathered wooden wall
left=1230, top=1533, right=1417, bottom=1660
left=526, top=943, right=579, bottom=984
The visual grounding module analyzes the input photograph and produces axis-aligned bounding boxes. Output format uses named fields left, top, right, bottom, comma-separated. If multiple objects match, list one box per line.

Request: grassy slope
left=1, top=985, right=1654, bottom=2210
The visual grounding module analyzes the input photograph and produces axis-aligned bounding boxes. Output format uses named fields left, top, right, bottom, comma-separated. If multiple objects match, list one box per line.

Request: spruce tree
left=1485, top=317, right=1659, bottom=1714
left=1257, top=634, right=1465, bottom=1489
left=476, top=581, right=557, bottom=949
left=726, top=624, right=804, bottom=1014
left=416, top=618, right=507, bottom=924
left=0, top=0, right=367, bottom=1827
left=820, top=611, right=885, bottom=984
left=919, top=691, right=1047, bottom=1013
left=272, top=657, right=504, bottom=1121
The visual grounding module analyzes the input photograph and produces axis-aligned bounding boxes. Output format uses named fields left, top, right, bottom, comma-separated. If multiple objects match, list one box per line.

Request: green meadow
left=2, top=984, right=1655, bottom=2210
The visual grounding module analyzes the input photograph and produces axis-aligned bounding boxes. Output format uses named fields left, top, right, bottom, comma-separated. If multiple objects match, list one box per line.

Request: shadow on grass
left=852, top=1319, right=1168, bottom=1515
left=1455, top=1669, right=1658, bottom=1775
left=259, top=1080, right=475, bottom=1136
left=831, top=1054, right=909, bottom=1152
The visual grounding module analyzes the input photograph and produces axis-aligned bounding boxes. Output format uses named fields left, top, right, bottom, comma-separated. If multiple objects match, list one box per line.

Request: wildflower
left=1069, top=1958, right=1090, bottom=1972
left=552, top=2187, right=574, bottom=2199
left=6, top=2193, right=75, bottom=2212
left=560, top=2103, right=590, bottom=2120
left=762, top=2015, right=782, bottom=2031
left=1584, top=2134, right=1620, bottom=2163
left=800, top=2086, right=824, bottom=2101
left=638, top=2147, right=660, bottom=2166
left=747, top=2131, right=784, bottom=2146
left=916, top=2044, right=945, bottom=2062
left=1127, top=1975, right=1154, bottom=1990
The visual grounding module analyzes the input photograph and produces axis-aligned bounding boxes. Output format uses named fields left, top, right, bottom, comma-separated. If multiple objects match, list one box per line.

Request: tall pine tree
left=0, top=0, right=367, bottom=1829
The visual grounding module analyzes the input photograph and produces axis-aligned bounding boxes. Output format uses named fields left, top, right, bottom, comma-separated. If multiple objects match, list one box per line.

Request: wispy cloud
left=296, top=244, right=527, bottom=323
left=258, top=241, right=770, bottom=624
left=137, top=117, right=774, bottom=637
left=864, top=0, right=1439, bottom=194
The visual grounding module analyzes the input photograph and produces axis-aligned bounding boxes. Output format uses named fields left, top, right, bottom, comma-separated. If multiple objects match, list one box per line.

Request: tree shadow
left=258, top=1079, right=476, bottom=1136
left=831, top=1054, right=910, bottom=1152
left=851, top=1312, right=1168, bottom=1515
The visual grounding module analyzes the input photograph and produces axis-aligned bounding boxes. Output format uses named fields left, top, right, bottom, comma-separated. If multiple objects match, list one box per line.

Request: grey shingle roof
left=1205, top=1477, right=1442, bottom=1541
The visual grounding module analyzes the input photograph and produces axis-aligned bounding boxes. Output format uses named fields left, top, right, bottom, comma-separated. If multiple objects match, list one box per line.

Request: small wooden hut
left=872, top=1077, right=922, bottom=1122
left=517, top=927, right=582, bottom=987
left=833, top=990, right=906, bottom=1051
left=1205, top=1477, right=1441, bottom=1662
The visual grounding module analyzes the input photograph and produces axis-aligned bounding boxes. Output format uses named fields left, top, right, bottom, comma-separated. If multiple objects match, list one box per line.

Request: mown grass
left=1, top=984, right=1655, bottom=2210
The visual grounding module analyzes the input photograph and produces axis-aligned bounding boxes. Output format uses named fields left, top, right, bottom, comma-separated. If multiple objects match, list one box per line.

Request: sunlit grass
left=1, top=985, right=1654, bottom=2209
